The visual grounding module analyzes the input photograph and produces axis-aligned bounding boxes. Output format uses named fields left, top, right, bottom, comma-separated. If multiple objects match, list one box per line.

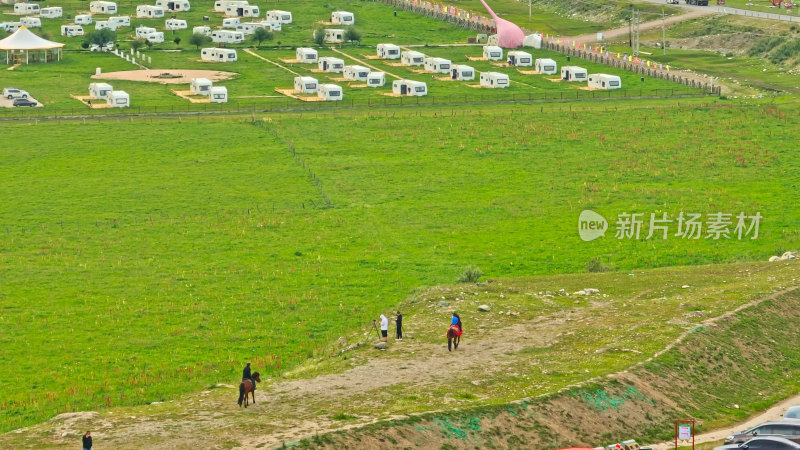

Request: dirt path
left=242, top=49, right=301, bottom=77
left=328, top=47, right=404, bottom=80
left=569, top=9, right=715, bottom=43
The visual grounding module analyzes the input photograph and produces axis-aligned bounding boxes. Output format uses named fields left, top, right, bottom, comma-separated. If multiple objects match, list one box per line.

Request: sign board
left=678, top=425, right=692, bottom=440
left=597, top=32, right=603, bottom=41
left=675, top=419, right=695, bottom=449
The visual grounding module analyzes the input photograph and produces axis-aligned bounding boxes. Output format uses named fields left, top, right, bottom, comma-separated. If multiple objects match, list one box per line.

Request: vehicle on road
left=716, top=436, right=800, bottom=449
left=12, top=98, right=36, bottom=107
left=685, top=0, right=709, bottom=5
left=785, top=405, right=800, bottom=420
left=666, top=0, right=679, bottom=4
left=724, top=421, right=800, bottom=445
left=3, top=88, right=29, bottom=99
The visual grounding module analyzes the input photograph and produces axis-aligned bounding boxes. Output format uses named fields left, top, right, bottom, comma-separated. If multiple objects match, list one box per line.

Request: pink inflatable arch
left=480, top=0, right=525, bottom=48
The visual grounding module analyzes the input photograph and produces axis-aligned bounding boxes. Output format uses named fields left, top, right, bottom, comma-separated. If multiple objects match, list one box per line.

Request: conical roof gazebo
left=0, top=26, right=64, bottom=65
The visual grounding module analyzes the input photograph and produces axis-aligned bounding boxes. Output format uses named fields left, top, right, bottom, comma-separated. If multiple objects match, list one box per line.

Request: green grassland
left=1, top=100, right=798, bottom=431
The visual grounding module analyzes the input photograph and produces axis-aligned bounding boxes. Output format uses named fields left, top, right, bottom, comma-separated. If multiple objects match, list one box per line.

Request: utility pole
left=629, top=4, right=633, bottom=47
left=662, top=8, right=667, bottom=55
left=632, top=7, right=640, bottom=57
left=529, top=0, right=532, bottom=21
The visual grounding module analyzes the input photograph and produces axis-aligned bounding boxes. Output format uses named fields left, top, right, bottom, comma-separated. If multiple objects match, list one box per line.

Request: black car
left=12, top=98, right=36, bottom=107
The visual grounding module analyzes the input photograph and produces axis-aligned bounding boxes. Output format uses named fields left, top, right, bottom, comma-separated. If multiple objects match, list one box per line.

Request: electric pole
left=662, top=8, right=667, bottom=55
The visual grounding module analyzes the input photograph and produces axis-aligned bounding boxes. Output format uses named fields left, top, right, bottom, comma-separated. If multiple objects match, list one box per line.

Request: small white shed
left=331, top=11, right=354, bottom=25
left=165, top=19, right=187, bottom=30
left=294, top=76, right=319, bottom=94
left=588, top=73, right=621, bottom=89
left=424, top=57, right=451, bottom=74
left=222, top=17, right=240, bottom=28
left=400, top=50, right=425, bottom=66
left=296, top=47, right=317, bottom=63
left=40, top=7, right=63, bottom=18
left=61, top=25, right=84, bottom=36
left=20, top=17, right=41, bottom=28
left=479, top=71, right=510, bottom=88
left=507, top=51, right=532, bottom=67
left=236, top=22, right=266, bottom=35
left=155, top=0, right=190, bottom=12
left=451, top=64, right=475, bottom=81
left=136, top=5, right=164, bottom=18
left=535, top=58, right=557, bottom=74
left=89, top=82, right=113, bottom=100
left=561, top=65, right=588, bottom=81
left=135, top=26, right=156, bottom=38
left=482, top=45, right=502, bottom=61
left=201, top=48, right=237, bottom=62
left=523, top=33, right=542, bottom=49
left=376, top=43, right=400, bottom=59
left=323, top=29, right=344, bottom=44
left=209, top=86, right=227, bottom=103
left=94, top=20, right=112, bottom=30
left=392, top=80, right=427, bottom=96
left=343, top=65, right=370, bottom=81
left=193, top=25, right=211, bottom=36
left=366, top=72, right=386, bottom=87
left=190, top=78, right=212, bottom=96
left=146, top=31, right=165, bottom=43
left=226, top=4, right=259, bottom=17
left=318, top=84, right=343, bottom=101
left=266, top=10, right=291, bottom=23
left=89, top=1, right=117, bottom=14
left=214, top=0, right=245, bottom=13
left=13, top=3, right=39, bottom=15
left=107, top=90, right=129, bottom=108
left=318, top=56, right=344, bottom=73
left=75, top=14, right=93, bottom=25
left=211, top=30, right=244, bottom=44
left=109, top=16, right=130, bottom=27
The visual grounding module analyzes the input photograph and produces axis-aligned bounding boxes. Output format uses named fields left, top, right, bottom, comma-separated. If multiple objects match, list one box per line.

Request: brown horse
left=237, top=372, right=261, bottom=408
left=447, top=325, right=462, bottom=352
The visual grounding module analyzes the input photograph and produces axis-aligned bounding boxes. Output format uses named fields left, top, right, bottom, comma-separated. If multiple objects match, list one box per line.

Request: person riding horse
left=451, top=312, right=462, bottom=333
left=243, top=362, right=255, bottom=392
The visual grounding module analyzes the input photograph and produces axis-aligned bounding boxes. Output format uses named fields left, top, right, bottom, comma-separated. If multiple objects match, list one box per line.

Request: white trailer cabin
left=451, top=64, right=475, bottom=81
left=89, top=1, right=117, bottom=14
left=75, top=14, right=93, bottom=25
left=295, top=47, right=317, bottom=63
left=323, top=29, right=344, bottom=44
left=109, top=16, right=130, bottom=27
left=13, top=3, right=39, bottom=15
left=226, top=4, right=259, bottom=17
left=561, top=65, right=587, bottom=81
left=294, top=76, right=318, bottom=94
left=215, top=0, right=246, bottom=12
left=266, top=10, right=291, bottom=24
left=376, top=43, right=400, bottom=59
left=392, top=80, right=427, bottom=96
left=535, top=58, right=557, bottom=74
left=259, top=20, right=280, bottom=31
left=423, top=57, right=451, bottom=74
left=107, top=90, right=129, bottom=107
left=165, top=18, right=187, bottom=30
left=209, top=86, right=227, bottom=103
left=200, top=47, right=237, bottom=62
left=366, top=71, right=385, bottom=87
left=135, top=25, right=156, bottom=38
left=40, top=7, right=63, bottom=18
left=190, top=77, right=212, bottom=96
left=507, top=50, right=532, bottom=67
left=94, top=20, right=112, bottom=30
left=317, top=56, right=344, bottom=73
left=318, top=84, right=342, bottom=101
left=343, top=65, right=370, bottom=81
left=136, top=5, right=164, bottom=18
left=146, top=31, right=164, bottom=43
left=61, top=24, right=84, bottom=36
left=193, top=26, right=211, bottom=36
left=155, top=0, right=190, bottom=12
left=523, top=33, right=542, bottom=49
left=236, top=21, right=266, bottom=35
left=211, top=29, right=244, bottom=44
left=331, top=11, right=354, bottom=25
left=2, top=22, right=21, bottom=32
left=222, top=17, right=239, bottom=28
left=400, top=50, right=425, bottom=66
left=479, top=71, right=510, bottom=88
left=482, top=45, right=502, bottom=61
left=587, top=73, right=621, bottom=90
left=20, top=17, right=41, bottom=28
left=89, top=82, right=113, bottom=99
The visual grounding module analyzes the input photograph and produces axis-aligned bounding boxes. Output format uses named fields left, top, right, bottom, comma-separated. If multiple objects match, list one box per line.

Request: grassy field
left=1, top=99, right=798, bottom=431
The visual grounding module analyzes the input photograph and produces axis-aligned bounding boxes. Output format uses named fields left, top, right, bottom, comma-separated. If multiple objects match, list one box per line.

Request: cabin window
left=213, top=94, right=225, bottom=99
left=497, top=79, right=508, bottom=85
left=575, top=73, right=586, bottom=78
left=329, top=91, right=340, bottom=96
left=440, top=64, right=450, bottom=70
left=116, top=99, right=127, bottom=104
left=462, top=72, right=472, bottom=77
left=305, top=84, right=316, bottom=89
left=358, top=72, right=367, bottom=77
left=609, top=81, right=620, bottom=87
left=521, top=58, right=530, bottom=64
left=388, top=50, right=398, bottom=55
left=306, top=55, right=315, bottom=60
left=282, top=15, right=289, bottom=20
left=491, top=52, right=500, bottom=58
left=544, top=65, right=554, bottom=71
left=414, top=86, right=425, bottom=93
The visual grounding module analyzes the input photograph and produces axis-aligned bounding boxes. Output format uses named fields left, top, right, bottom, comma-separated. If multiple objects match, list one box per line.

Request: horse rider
left=242, top=362, right=256, bottom=391
left=451, top=312, right=462, bottom=333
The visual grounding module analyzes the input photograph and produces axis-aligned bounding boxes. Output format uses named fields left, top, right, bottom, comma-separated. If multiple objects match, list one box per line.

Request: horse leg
left=251, top=388, right=256, bottom=404
left=448, top=336, right=452, bottom=352
left=455, top=335, right=460, bottom=349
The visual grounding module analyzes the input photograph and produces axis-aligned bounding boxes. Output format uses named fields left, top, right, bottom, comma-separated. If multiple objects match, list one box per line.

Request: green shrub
left=457, top=265, right=482, bottom=283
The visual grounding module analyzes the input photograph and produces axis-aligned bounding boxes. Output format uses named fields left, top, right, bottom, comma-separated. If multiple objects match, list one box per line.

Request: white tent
left=0, top=26, right=64, bottom=64
left=523, top=33, right=542, bottom=49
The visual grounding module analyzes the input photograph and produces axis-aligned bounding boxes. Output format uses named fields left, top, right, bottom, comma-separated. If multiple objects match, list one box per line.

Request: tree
left=173, top=36, right=181, bottom=46
left=313, top=28, right=325, bottom=46
left=189, top=32, right=209, bottom=50
left=131, top=39, right=145, bottom=52
left=252, top=27, right=273, bottom=49
left=344, top=28, right=361, bottom=45
left=86, top=28, right=116, bottom=47
left=145, top=38, right=153, bottom=50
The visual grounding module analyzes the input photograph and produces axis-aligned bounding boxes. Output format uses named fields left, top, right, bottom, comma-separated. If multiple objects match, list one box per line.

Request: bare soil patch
left=91, top=69, right=238, bottom=84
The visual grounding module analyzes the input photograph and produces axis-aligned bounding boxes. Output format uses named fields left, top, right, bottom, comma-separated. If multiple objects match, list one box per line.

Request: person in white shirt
left=379, top=314, right=388, bottom=342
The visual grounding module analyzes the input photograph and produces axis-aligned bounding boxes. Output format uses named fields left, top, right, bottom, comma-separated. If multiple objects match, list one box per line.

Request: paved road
left=637, top=0, right=800, bottom=22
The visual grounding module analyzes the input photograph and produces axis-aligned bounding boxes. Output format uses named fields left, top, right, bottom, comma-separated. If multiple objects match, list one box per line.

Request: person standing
left=82, top=431, right=92, bottom=450
left=242, top=362, right=255, bottom=391
left=395, top=311, right=403, bottom=341
left=379, top=314, right=388, bottom=342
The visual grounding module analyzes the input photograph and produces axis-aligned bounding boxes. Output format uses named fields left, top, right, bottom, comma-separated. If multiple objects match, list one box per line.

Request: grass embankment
left=1, top=101, right=798, bottom=432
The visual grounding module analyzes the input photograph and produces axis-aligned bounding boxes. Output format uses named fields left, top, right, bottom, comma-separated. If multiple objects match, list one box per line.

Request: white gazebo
left=0, top=26, right=64, bottom=65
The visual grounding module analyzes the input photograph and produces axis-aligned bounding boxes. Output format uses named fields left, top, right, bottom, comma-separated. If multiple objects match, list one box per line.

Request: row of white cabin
left=189, top=78, right=228, bottom=102
left=12, top=1, right=116, bottom=15
left=88, top=82, right=129, bottom=107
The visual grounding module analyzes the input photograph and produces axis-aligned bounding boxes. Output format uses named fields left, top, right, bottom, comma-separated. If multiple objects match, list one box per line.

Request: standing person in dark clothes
left=242, top=362, right=255, bottom=391
left=82, top=431, right=92, bottom=450
left=395, top=311, right=403, bottom=341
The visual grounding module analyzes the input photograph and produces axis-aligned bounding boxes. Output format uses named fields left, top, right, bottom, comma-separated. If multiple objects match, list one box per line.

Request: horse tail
left=237, top=382, right=244, bottom=406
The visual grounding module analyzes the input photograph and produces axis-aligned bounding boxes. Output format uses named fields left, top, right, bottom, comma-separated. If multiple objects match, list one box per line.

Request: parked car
left=666, top=0, right=679, bottom=3
left=724, top=422, right=800, bottom=445
left=12, top=98, right=36, bottom=107
left=3, top=88, right=29, bottom=99
left=716, top=436, right=800, bottom=449
left=785, top=405, right=800, bottom=420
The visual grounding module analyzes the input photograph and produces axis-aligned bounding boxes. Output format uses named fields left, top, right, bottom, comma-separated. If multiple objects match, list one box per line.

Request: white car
left=3, top=88, right=29, bottom=99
